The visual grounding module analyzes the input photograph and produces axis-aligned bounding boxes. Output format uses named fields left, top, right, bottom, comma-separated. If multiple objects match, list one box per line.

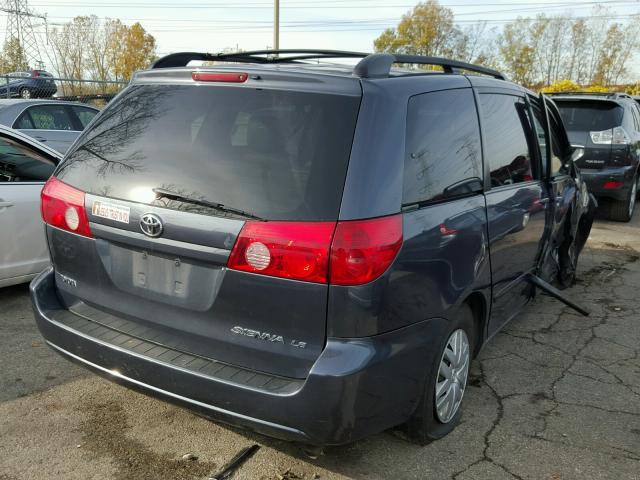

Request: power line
left=23, top=0, right=640, bottom=8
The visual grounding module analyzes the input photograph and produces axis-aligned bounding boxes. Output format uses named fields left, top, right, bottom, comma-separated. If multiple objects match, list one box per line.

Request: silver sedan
left=0, top=125, right=62, bottom=287
left=0, top=99, right=98, bottom=154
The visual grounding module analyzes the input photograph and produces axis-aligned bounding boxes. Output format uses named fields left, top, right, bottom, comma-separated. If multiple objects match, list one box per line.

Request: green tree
left=0, top=38, right=29, bottom=73
left=498, top=19, right=536, bottom=86
left=109, top=22, right=156, bottom=81
left=373, top=0, right=461, bottom=58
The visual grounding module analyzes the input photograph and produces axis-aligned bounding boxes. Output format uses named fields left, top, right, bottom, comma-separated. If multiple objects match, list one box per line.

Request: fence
left=0, top=74, right=128, bottom=109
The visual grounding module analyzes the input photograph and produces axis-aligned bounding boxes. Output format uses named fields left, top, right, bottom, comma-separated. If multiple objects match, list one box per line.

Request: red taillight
left=192, top=71, right=248, bottom=83
left=603, top=180, right=624, bottom=190
left=227, top=214, right=403, bottom=285
left=329, top=215, right=403, bottom=286
left=227, top=221, right=335, bottom=283
left=41, top=177, right=92, bottom=237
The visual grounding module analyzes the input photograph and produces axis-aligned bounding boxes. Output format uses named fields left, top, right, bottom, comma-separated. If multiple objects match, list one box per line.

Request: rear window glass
left=56, top=84, right=360, bottom=221
left=556, top=101, right=623, bottom=131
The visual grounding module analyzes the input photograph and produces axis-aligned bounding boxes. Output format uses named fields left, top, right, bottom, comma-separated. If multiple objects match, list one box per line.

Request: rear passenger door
left=14, top=104, right=80, bottom=153
left=478, top=91, right=550, bottom=335
left=399, top=88, right=491, bottom=330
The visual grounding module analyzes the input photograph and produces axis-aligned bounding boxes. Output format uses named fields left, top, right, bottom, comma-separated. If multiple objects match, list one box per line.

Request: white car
left=0, top=125, right=62, bottom=287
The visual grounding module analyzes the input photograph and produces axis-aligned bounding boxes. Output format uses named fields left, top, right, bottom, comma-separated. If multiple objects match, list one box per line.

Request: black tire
left=19, top=87, right=31, bottom=99
left=403, top=305, right=476, bottom=444
left=608, top=176, right=637, bottom=222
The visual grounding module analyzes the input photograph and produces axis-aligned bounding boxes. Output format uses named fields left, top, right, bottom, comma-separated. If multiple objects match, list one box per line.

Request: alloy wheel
left=629, top=180, right=637, bottom=218
left=435, top=329, right=470, bottom=423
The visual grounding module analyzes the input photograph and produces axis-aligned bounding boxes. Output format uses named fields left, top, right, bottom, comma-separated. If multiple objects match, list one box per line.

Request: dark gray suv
left=31, top=50, right=596, bottom=446
left=552, top=92, right=640, bottom=221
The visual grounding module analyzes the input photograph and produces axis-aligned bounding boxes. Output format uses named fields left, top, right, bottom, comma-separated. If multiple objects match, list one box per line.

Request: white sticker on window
left=91, top=201, right=130, bottom=224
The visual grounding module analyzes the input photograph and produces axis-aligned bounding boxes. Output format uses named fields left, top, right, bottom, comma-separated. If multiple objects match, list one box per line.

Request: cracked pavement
left=1, top=213, right=639, bottom=480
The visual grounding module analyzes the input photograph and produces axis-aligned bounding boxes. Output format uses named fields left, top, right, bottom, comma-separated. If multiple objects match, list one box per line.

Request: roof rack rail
left=151, top=49, right=369, bottom=69
left=151, top=49, right=507, bottom=81
left=354, top=53, right=506, bottom=80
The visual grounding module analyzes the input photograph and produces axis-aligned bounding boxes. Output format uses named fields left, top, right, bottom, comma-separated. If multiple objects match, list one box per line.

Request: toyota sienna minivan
left=31, top=50, right=595, bottom=446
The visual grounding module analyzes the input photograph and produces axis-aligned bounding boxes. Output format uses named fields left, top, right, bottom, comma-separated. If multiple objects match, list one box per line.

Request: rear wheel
left=404, top=305, right=475, bottom=444
left=19, top=87, right=31, bottom=99
left=608, top=176, right=637, bottom=222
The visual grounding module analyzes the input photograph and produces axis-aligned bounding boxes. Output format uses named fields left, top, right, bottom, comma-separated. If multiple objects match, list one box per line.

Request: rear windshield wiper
left=152, top=187, right=263, bottom=221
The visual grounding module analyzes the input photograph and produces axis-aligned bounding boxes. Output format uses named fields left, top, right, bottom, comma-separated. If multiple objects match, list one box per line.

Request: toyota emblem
left=140, top=213, right=163, bottom=238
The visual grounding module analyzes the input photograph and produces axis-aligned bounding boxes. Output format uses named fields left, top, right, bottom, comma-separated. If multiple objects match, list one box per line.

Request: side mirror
left=570, top=145, right=585, bottom=162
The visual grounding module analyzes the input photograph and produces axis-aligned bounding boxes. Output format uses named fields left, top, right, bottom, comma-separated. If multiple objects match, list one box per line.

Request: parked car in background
left=0, top=70, right=57, bottom=99
left=551, top=92, right=640, bottom=221
left=31, top=50, right=595, bottom=446
left=0, top=125, right=61, bottom=287
left=0, top=100, right=99, bottom=153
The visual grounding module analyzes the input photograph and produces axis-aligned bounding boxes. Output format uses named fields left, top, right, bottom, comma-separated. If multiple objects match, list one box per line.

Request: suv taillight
left=227, top=215, right=403, bottom=285
left=41, top=177, right=92, bottom=237
left=590, top=126, right=630, bottom=145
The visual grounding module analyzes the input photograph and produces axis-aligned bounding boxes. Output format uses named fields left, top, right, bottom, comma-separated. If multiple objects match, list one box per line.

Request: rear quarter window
left=403, top=88, right=483, bottom=205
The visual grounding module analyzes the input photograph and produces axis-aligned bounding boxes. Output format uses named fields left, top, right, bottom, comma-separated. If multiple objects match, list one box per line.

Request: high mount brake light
left=192, top=72, right=248, bottom=83
left=41, top=177, right=92, bottom=237
left=227, top=215, right=403, bottom=286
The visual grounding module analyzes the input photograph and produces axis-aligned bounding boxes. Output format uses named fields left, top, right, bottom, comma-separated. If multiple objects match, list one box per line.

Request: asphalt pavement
left=0, top=211, right=639, bottom=480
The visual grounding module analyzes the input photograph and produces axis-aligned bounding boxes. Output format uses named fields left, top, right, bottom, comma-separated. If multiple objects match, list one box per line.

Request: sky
left=3, top=0, right=640, bottom=59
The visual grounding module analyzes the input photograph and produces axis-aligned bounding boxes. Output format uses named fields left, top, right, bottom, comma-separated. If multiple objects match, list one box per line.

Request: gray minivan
left=31, top=50, right=596, bottom=446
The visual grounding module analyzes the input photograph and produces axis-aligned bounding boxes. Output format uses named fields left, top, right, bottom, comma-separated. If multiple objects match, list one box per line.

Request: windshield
left=556, top=101, right=623, bottom=132
left=56, top=84, right=360, bottom=221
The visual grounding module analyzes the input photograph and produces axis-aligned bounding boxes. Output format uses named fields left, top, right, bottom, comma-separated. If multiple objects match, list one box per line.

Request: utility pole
left=273, top=0, right=279, bottom=51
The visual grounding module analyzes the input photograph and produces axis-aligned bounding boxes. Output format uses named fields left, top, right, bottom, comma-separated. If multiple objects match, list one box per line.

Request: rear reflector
left=192, top=72, right=248, bottom=83
left=41, top=177, right=92, bottom=237
left=227, top=214, right=403, bottom=286
left=603, top=180, right=624, bottom=189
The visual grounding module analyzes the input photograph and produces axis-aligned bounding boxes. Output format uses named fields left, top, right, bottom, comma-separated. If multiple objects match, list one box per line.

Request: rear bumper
left=30, top=267, right=445, bottom=445
left=580, top=166, right=636, bottom=200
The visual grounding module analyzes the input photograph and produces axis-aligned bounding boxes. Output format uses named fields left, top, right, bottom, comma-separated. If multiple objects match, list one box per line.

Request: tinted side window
left=480, top=94, right=534, bottom=187
left=404, top=89, right=483, bottom=205
left=14, top=112, right=34, bottom=129
left=531, top=97, right=566, bottom=177
left=72, top=106, right=98, bottom=128
left=0, top=137, right=56, bottom=182
left=529, top=98, right=548, bottom=167
left=25, top=105, right=74, bottom=130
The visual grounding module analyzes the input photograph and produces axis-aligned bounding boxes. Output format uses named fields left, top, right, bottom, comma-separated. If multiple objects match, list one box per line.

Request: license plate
left=91, top=201, right=130, bottom=224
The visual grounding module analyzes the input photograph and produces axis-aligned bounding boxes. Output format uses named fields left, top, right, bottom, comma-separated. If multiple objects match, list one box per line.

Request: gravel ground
left=0, top=212, right=639, bottom=480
